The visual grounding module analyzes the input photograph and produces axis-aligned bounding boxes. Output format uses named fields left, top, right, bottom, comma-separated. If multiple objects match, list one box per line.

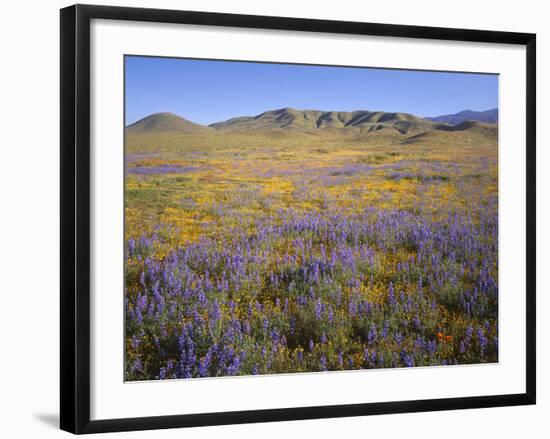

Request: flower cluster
left=125, top=197, right=498, bottom=380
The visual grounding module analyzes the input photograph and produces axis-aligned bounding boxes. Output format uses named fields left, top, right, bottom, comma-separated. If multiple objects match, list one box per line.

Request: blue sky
left=125, top=56, right=498, bottom=126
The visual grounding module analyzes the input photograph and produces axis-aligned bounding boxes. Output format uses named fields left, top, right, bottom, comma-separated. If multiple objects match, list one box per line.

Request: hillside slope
left=427, top=108, right=498, bottom=125
left=404, top=120, right=498, bottom=147
left=127, top=112, right=212, bottom=134
left=125, top=109, right=498, bottom=153
left=210, top=107, right=444, bottom=135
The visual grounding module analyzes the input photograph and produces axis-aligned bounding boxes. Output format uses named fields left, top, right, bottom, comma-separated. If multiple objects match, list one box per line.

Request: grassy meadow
left=124, top=122, right=498, bottom=381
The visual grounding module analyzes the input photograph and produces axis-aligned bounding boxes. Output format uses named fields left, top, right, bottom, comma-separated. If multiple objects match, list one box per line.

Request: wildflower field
left=125, top=127, right=498, bottom=381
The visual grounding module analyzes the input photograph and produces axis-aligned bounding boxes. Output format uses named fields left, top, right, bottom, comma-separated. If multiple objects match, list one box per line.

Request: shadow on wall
left=33, top=413, right=58, bottom=430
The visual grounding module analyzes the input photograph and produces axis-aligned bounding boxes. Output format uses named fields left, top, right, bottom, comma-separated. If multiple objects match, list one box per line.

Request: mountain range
left=208, top=108, right=441, bottom=134
left=426, top=108, right=498, bottom=125
left=126, top=108, right=498, bottom=143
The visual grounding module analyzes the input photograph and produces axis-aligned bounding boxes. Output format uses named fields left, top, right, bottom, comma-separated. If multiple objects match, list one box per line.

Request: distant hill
left=126, top=112, right=211, bottom=134
left=440, top=120, right=498, bottom=138
left=404, top=120, right=497, bottom=147
left=426, top=109, right=498, bottom=125
left=209, top=107, right=443, bottom=135
left=125, top=108, right=498, bottom=153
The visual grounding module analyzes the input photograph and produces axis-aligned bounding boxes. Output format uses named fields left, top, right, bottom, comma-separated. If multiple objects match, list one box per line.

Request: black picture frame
left=60, top=4, right=536, bottom=434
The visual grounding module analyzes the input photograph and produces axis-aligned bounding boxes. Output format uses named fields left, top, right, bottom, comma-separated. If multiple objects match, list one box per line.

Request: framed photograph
left=60, top=4, right=536, bottom=434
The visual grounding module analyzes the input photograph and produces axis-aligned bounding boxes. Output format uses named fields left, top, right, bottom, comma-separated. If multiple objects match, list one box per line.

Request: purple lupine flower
left=228, top=356, right=241, bottom=375
left=369, top=351, right=377, bottom=366
left=315, top=298, right=323, bottom=320
left=320, top=355, right=327, bottom=371
left=477, top=328, right=488, bottom=354
left=388, top=282, right=396, bottom=307
left=327, top=307, right=334, bottom=323
left=427, top=340, right=437, bottom=355
left=198, top=350, right=212, bottom=377
left=367, top=324, right=377, bottom=344
left=130, top=358, right=142, bottom=374
left=209, top=300, right=221, bottom=323
left=158, top=367, right=167, bottom=380
left=400, top=350, right=414, bottom=367
left=128, top=238, right=136, bottom=256
left=381, top=320, right=390, bottom=338
left=271, top=328, right=280, bottom=345
left=465, top=325, right=474, bottom=343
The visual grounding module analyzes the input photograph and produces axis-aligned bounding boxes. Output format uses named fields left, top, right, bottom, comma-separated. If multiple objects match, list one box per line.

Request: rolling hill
left=209, top=107, right=443, bottom=135
left=125, top=108, right=498, bottom=153
left=404, top=121, right=497, bottom=148
left=127, top=112, right=212, bottom=134
left=426, top=108, right=498, bottom=125
left=440, top=120, right=498, bottom=138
